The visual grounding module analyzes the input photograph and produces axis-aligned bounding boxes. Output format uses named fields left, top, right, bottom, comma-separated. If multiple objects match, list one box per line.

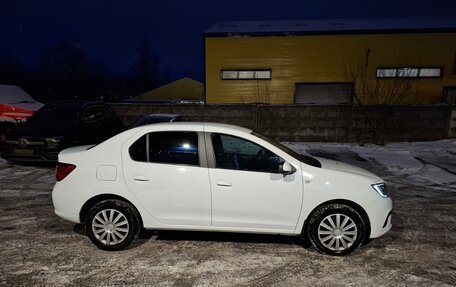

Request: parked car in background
left=129, top=113, right=186, bottom=128
left=1, top=101, right=122, bottom=162
left=52, top=122, right=392, bottom=256
left=0, top=85, right=43, bottom=149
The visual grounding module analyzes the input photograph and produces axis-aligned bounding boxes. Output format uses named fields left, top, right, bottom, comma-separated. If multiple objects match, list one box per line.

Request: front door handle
left=133, top=175, right=149, bottom=182
left=216, top=180, right=232, bottom=187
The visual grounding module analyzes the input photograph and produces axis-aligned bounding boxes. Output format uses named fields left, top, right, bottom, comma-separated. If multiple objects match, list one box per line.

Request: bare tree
left=239, top=80, right=273, bottom=104
left=344, top=49, right=417, bottom=105
left=131, top=41, right=160, bottom=93
left=343, top=49, right=418, bottom=144
left=255, top=80, right=273, bottom=104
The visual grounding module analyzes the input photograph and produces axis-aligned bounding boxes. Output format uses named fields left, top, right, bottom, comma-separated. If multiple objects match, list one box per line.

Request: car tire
left=307, top=203, right=365, bottom=256
left=86, top=199, right=139, bottom=251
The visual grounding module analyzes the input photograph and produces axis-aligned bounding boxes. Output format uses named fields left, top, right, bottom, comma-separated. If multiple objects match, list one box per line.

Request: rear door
left=122, top=129, right=211, bottom=226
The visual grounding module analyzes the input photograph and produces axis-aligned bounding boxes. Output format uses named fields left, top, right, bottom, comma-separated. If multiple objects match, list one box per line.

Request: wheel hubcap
left=317, top=213, right=358, bottom=251
left=92, top=209, right=129, bottom=246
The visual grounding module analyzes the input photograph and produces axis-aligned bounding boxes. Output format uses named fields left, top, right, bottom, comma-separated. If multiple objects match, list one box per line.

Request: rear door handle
left=216, top=180, right=232, bottom=187
left=133, top=175, right=149, bottom=182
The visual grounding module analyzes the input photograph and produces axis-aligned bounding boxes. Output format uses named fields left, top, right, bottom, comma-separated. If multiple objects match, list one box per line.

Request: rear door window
left=129, top=131, right=199, bottom=166
left=129, top=135, right=147, bottom=162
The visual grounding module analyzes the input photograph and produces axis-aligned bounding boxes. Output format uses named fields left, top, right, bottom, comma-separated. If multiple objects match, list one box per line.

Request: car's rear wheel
left=307, top=203, right=365, bottom=256
left=86, top=200, right=138, bottom=251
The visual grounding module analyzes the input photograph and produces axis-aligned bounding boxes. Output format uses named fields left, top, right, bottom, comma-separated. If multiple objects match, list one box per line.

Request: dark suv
left=1, top=101, right=122, bottom=162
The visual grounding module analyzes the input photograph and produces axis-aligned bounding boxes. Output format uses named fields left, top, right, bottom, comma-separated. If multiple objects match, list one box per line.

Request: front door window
left=211, top=133, right=284, bottom=173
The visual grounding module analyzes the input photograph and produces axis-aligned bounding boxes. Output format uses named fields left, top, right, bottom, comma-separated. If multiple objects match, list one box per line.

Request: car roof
left=203, top=122, right=252, bottom=133
left=134, top=121, right=253, bottom=134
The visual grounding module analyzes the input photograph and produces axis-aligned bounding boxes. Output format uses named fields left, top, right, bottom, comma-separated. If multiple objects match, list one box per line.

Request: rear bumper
left=52, top=183, right=83, bottom=224
left=54, top=209, right=80, bottom=223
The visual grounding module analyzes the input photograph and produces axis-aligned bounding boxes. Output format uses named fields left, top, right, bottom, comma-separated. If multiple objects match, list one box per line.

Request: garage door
left=294, top=83, right=353, bottom=104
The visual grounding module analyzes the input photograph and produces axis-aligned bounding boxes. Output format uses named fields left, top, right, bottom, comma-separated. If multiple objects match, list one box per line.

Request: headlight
left=45, top=137, right=63, bottom=147
left=372, top=183, right=389, bottom=198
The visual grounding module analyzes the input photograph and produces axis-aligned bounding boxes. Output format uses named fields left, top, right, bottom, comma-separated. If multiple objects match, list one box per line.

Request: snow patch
left=283, top=139, right=456, bottom=191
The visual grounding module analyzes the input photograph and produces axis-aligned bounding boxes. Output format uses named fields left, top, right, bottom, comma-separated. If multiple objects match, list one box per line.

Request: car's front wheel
left=307, top=203, right=365, bottom=256
left=86, top=200, right=139, bottom=251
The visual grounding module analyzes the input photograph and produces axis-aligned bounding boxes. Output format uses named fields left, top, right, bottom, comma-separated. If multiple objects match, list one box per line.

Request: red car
left=0, top=85, right=43, bottom=145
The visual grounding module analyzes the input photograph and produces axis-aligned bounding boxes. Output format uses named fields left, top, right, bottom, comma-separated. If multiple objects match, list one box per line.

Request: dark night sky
left=1, top=0, right=455, bottom=82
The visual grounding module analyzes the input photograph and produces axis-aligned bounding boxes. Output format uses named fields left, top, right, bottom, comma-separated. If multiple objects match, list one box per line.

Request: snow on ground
left=283, top=139, right=456, bottom=191
left=1, top=139, right=455, bottom=286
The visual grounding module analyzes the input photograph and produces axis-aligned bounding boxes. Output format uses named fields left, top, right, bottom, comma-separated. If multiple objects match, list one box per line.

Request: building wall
left=205, top=33, right=456, bottom=104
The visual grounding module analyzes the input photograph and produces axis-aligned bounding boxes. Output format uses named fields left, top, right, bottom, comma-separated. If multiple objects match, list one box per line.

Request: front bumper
left=366, top=197, right=393, bottom=238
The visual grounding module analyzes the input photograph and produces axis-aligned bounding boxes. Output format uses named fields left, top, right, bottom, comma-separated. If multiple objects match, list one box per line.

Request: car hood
left=315, top=157, right=382, bottom=182
left=7, top=102, right=44, bottom=112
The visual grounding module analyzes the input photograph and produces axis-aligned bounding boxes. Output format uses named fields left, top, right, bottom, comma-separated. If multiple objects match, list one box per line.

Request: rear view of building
left=204, top=18, right=456, bottom=104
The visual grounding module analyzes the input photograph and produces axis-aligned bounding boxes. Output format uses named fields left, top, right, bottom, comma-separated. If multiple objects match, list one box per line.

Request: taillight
left=56, top=162, right=76, bottom=182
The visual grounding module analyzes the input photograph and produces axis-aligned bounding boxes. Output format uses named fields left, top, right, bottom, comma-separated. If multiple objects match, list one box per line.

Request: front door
left=208, top=133, right=303, bottom=232
left=122, top=130, right=211, bottom=226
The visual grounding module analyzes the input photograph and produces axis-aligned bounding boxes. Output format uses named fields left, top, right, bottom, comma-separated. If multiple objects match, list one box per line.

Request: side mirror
left=280, top=161, right=296, bottom=176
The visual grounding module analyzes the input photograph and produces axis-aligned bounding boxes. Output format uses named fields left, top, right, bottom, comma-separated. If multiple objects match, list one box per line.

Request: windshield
left=253, top=132, right=321, bottom=168
left=29, top=105, right=81, bottom=125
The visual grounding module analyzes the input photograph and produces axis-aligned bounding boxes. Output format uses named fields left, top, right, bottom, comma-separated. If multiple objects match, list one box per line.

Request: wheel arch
left=79, top=194, right=144, bottom=230
left=302, top=199, right=371, bottom=243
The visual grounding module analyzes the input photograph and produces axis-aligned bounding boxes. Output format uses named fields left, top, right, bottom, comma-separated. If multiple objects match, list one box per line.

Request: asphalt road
left=0, top=146, right=455, bottom=286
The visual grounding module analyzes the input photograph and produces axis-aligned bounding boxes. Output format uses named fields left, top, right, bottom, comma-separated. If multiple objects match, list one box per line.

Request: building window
left=377, top=67, right=442, bottom=78
left=221, top=70, right=271, bottom=80
left=419, top=68, right=442, bottom=77
left=376, top=68, right=397, bottom=78
left=238, top=71, right=254, bottom=79
left=397, top=68, right=419, bottom=77
left=255, top=70, right=271, bottom=79
left=221, top=70, right=238, bottom=79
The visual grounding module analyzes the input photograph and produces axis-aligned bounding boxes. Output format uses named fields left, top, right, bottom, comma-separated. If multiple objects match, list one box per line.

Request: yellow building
left=204, top=18, right=456, bottom=104
left=136, top=77, right=204, bottom=102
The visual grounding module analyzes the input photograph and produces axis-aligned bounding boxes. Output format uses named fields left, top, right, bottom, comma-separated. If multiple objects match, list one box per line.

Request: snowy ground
left=0, top=140, right=455, bottom=286
left=286, top=139, right=456, bottom=191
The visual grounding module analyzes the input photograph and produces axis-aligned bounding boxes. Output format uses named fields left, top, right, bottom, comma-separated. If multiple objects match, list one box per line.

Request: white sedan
left=52, top=122, right=392, bottom=256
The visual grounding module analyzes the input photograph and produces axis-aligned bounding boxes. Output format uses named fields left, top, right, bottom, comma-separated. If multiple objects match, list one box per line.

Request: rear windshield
left=252, top=132, right=321, bottom=168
